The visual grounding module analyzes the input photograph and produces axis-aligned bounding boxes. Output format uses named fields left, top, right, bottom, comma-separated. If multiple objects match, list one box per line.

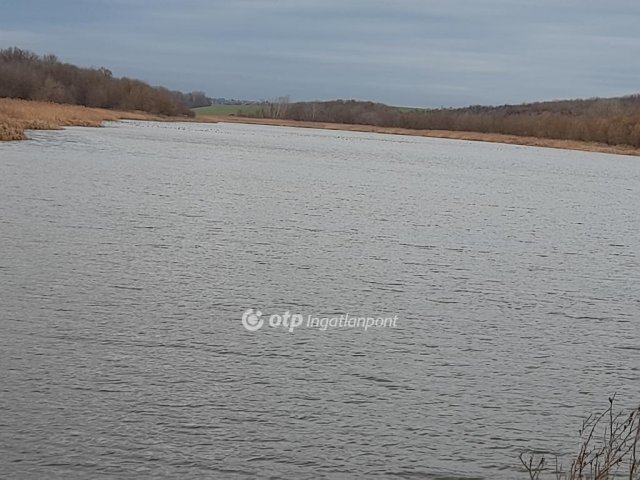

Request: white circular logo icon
left=242, top=309, right=263, bottom=331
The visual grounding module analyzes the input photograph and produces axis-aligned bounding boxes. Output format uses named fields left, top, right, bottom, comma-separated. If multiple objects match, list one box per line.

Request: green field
left=192, top=104, right=262, bottom=116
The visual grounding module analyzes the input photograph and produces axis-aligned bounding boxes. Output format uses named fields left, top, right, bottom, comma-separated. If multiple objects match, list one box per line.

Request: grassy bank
left=0, top=98, right=185, bottom=141
left=199, top=114, right=640, bottom=157
left=192, top=104, right=262, bottom=116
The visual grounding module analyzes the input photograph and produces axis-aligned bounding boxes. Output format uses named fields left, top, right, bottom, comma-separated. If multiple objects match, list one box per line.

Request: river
left=1, top=120, right=639, bottom=479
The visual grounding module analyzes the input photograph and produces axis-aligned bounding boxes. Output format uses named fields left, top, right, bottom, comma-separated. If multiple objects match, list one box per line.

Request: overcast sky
left=2, top=0, right=639, bottom=107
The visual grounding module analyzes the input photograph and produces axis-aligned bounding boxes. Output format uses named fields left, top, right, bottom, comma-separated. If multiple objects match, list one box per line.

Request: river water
left=1, top=121, right=639, bottom=479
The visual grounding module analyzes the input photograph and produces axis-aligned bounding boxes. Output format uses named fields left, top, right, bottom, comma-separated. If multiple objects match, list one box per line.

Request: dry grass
left=0, top=98, right=172, bottom=141
left=202, top=115, right=640, bottom=157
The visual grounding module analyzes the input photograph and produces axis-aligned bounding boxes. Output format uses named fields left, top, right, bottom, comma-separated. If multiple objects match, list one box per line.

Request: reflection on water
left=1, top=121, right=639, bottom=479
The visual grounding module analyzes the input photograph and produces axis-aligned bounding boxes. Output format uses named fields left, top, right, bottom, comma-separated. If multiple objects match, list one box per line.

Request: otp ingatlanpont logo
left=241, top=309, right=263, bottom=331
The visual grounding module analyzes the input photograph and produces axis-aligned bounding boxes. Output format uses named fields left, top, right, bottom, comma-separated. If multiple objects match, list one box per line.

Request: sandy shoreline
left=2, top=98, right=639, bottom=157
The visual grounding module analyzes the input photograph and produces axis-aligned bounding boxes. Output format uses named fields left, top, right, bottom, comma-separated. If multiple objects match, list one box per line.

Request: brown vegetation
left=249, top=97, right=640, bottom=150
left=520, top=396, right=640, bottom=480
left=0, top=98, right=168, bottom=141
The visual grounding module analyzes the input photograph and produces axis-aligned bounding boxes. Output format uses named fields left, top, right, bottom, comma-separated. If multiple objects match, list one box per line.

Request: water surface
left=1, top=121, right=639, bottom=479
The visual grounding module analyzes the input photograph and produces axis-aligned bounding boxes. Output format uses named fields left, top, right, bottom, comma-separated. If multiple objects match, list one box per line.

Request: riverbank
left=201, top=115, right=640, bottom=157
left=3, top=98, right=640, bottom=157
left=0, top=98, right=191, bottom=141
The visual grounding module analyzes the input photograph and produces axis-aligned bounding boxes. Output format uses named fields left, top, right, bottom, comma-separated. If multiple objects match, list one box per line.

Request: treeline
left=0, top=47, right=194, bottom=117
left=170, top=90, right=210, bottom=109
left=257, top=97, right=640, bottom=148
left=211, top=97, right=261, bottom=105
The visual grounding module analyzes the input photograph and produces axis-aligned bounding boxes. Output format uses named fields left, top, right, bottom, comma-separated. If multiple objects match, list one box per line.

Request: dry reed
left=0, top=98, right=167, bottom=141
left=520, top=395, right=640, bottom=479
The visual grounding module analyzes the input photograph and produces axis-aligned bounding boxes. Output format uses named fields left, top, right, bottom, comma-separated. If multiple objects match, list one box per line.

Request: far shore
left=200, top=114, right=640, bottom=157
left=2, top=98, right=639, bottom=157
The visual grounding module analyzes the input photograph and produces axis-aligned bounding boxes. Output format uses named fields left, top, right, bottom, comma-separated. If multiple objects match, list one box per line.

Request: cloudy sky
left=2, top=0, right=639, bottom=107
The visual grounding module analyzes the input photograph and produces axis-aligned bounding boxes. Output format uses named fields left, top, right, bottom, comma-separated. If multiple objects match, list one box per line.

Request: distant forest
left=255, top=96, right=640, bottom=148
left=0, top=48, right=197, bottom=116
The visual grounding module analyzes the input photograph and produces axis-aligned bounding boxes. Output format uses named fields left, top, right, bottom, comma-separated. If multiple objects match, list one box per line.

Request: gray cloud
left=1, top=0, right=639, bottom=106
